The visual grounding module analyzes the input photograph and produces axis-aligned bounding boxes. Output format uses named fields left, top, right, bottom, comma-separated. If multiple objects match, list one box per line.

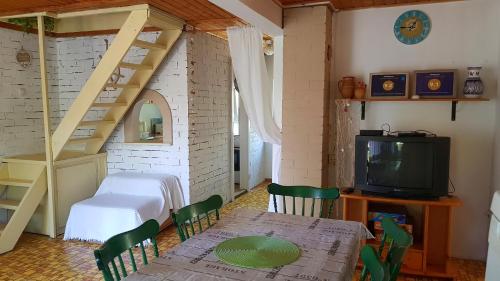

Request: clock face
left=394, top=10, right=431, bottom=45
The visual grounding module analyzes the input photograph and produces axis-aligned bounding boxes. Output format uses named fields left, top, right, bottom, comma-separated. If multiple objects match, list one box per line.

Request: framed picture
left=369, top=73, right=409, bottom=99
left=413, top=69, right=458, bottom=98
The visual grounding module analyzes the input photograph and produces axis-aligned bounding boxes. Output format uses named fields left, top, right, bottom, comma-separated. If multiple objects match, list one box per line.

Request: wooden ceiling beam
left=280, top=0, right=462, bottom=9
left=0, top=0, right=246, bottom=39
left=0, top=11, right=58, bottom=19
left=0, top=0, right=147, bottom=17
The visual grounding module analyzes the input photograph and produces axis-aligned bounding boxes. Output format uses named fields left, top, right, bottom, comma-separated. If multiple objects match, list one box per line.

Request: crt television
left=354, top=136, right=450, bottom=199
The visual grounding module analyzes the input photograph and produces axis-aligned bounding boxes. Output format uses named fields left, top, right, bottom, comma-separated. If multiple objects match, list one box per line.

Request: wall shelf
left=336, top=98, right=490, bottom=121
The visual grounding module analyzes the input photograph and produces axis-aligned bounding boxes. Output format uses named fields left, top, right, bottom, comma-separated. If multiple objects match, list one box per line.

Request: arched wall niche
left=124, top=89, right=173, bottom=145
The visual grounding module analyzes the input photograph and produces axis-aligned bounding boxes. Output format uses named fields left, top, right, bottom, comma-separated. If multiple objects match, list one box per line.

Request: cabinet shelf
left=367, top=240, right=424, bottom=252
left=341, top=190, right=463, bottom=279
left=336, top=97, right=490, bottom=121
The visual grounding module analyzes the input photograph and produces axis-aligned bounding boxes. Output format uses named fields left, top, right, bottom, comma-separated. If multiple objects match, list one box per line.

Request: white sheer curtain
left=227, top=26, right=282, bottom=184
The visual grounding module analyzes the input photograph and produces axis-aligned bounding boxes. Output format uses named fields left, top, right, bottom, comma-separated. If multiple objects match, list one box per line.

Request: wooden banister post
left=37, top=16, right=57, bottom=238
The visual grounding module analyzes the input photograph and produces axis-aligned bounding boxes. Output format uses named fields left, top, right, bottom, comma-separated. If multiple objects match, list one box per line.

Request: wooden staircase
left=0, top=159, right=47, bottom=254
left=0, top=5, right=183, bottom=254
left=51, top=7, right=183, bottom=160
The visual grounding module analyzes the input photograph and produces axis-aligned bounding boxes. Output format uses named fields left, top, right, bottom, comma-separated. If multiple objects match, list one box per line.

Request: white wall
left=263, top=142, right=273, bottom=179
left=187, top=32, right=233, bottom=203
left=248, top=123, right=265, bottom=188
left=0, top=29, right=57, bottom=157
left=239, top=0, right=282, bottom=29
left=209, top=0, right=283, bottom=36
left=0, top=29, right=56, bottom=222
left=493, top=20, right=500, bottom=193
left=0, top=28, right=232, bottom=205
left=105, top=35, right=191, bottom=203
left=281, top=6, right=332, bottom=186
left=239, top=96, right=250, bottom=191
left=53, top=31, right=234, bottom=205
left=138, top=104, right=161, bottom=122
left=48, top=32, right=191, bottom=203
left=334, top=0, right=500, bottom=260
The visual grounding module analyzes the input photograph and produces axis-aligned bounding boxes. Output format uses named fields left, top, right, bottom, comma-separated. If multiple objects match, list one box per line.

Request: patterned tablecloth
left=125, top=208, right=373, bottom=281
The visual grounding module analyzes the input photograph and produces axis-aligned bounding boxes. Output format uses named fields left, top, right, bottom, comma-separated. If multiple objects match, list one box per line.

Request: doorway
left=233, top=87, right=248, bottom=198
left=231, top=80, right=272, bottom=200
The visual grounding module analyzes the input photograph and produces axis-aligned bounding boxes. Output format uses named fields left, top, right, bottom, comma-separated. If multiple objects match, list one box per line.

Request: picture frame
left=369, top=72, right=409, bottom=99
left=413, top=69, right=458, bottom=98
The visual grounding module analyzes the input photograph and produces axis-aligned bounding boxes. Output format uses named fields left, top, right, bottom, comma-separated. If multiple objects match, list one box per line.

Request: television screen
left=367, top=141, right=433, bottom=189
left=354, top=136, right=450, bottom=199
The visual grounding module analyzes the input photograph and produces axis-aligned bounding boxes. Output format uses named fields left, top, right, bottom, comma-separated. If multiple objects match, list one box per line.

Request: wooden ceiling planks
left=0, top=0, right=139, bottom=16
left=278, top=0, right=460, bottom=9
left=333, top=0, right=461, bottom=10
left=0, top=0, right=462, bottom=38
left=0, top=0, right=244, bottom=36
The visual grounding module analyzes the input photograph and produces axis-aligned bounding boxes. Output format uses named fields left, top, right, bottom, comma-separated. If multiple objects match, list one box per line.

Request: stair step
left=133, top=39, right=167, bottom=50
left=0, top=178, right=33, bottom=187
left=92, top=102, right=128, bottom=108
left=105, top=83, right=140, bottom=89
left=67, top=137, right=103, bottom=145
left=0, top=199, right=20, bottom=210
left=119, top=62, right=153, bottom=70
left=1, top=154, right=47, bottom=164
left=79, top=120, right=115, bottom=127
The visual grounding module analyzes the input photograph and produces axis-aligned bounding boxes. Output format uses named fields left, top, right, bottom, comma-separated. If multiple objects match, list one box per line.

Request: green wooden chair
left=360, top=245, right=390, bottom=281
left=361, top=217, right=413, bottom=281
left=93, top=219, right=160, bottom=281
left=267, top=183, right=340, bottom=218
left=172, top=194, right=223, bottom=242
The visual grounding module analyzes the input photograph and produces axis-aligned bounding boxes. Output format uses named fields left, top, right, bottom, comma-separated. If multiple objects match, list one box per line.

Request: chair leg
left=360, top=266, right=368, bottom=281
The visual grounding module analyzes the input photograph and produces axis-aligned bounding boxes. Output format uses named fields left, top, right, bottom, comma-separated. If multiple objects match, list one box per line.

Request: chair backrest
left=267, top=183, right=340, bottom=218
left=172, top=194, right=223, bottom=242
left=94, top=219, right=160, bottom=281
left=378, top=217, right=413, bottom=281
left=360, top=245, right=389, bottom=281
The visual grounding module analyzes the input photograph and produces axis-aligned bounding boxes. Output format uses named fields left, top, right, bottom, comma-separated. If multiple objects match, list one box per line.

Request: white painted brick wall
left=105, top=34, right=191, bottom=203
left=0, top=27, right=232, bottom=206
left=0, top=28, right=58, bottom=157
left=50, top=33, right=192, bottom=203
left=187, top=32, right=232, bottom=203
left=281, top=6, right=332, bottom=186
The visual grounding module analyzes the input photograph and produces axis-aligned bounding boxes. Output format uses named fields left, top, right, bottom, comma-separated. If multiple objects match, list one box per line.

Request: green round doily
left=214, top=236, right=300, bottom=268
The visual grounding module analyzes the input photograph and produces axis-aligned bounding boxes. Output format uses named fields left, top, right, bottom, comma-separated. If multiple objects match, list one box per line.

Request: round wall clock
left=394, top=10, right=431, bottom=45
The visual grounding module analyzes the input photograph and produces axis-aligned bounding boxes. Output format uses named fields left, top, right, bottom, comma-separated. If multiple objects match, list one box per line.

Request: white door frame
left=239, top=97, right=250, bottom=193
left=230, top=77, right=250, bottom=201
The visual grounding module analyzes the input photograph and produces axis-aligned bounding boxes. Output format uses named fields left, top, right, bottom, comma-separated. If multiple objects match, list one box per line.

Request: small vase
left=354, top=81, right=366, bottom=99
left=463, top=66, right=484, bottom=98
left=338, top=76, right=355, bottom=99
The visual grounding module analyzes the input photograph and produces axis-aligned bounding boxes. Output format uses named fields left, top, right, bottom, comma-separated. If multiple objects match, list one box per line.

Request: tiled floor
left=0, top=182, right=486, bottom=281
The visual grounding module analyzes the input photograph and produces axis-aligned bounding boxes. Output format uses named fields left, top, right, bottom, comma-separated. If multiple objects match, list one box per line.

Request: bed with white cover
left=64, top=173, right=184, bottom=243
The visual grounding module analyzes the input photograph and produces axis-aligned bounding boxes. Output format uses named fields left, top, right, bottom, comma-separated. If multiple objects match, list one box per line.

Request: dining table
left=124, top=208, right=373, bottom=281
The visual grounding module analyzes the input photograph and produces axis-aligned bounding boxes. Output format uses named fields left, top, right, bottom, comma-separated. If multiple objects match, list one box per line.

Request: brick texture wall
left=187, top=32, right=232, bottom=203
left=104, top=34, right=191, bottom=202
left=0, top=27, right=232, bottom=205
left=281, top=6, right=332, bottom=186
left=0, top=28, right=58, bottom=157
left=50, top=32, right=191, bottom=202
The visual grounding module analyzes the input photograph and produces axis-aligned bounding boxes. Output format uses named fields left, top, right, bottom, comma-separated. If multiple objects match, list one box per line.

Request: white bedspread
left=64, top=173, right=184, bottom=243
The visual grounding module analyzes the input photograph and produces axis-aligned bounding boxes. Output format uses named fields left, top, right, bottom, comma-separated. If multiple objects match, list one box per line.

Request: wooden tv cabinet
left=341, top=190, right=462, bottom=280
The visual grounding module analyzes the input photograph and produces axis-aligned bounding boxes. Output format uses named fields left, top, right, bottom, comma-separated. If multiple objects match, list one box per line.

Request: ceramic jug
left=354, top=81, right=366, bottom=99
left=338, top=76, right=355, bottom=99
